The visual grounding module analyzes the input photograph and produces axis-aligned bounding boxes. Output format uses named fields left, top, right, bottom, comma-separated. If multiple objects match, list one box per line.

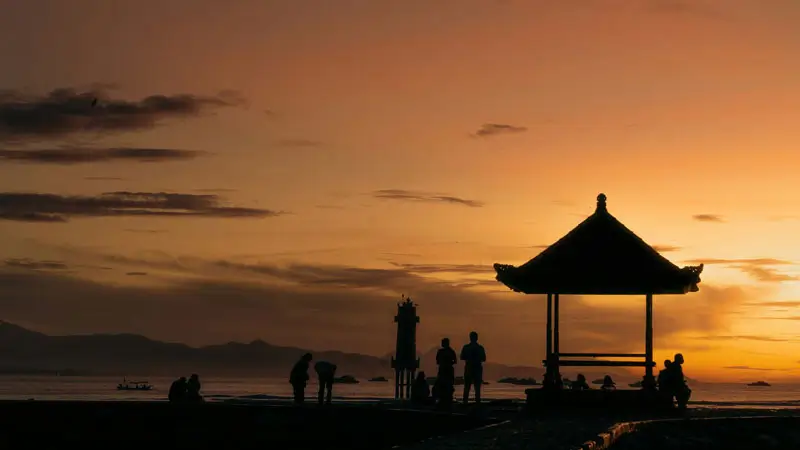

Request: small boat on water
left=629, top=381, right=643, bottom=388
left=117, top=378, right=153, bottom=391
left=333, top=375, right=359, bottom=384
left=747, top=381, right=771, bottom=387
left=368, top=376, right=388, bottom=382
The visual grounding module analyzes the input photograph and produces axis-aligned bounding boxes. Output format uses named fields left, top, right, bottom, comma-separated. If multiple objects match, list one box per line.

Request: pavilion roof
left=494, top=193, right=703, bottom=295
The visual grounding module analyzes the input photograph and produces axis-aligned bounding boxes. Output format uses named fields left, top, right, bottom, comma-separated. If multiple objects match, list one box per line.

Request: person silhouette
left=460, top=331, right=486, bottom=405
left=601, top=375, right=616, bottom=390
left=314, top=360, right=337, bottom=406
left=411, top=371, right=431, bottom=406
left=290, top=353, right=312, bottom=404
left=435, top=338, right=457, bottom=407
left=168, top=376, right=187, bottom=403
left=669, top=353, right=691, bottom=410
left=572, top=373, right=590, bottom=390
left=186, top=374, right=203, bottom=402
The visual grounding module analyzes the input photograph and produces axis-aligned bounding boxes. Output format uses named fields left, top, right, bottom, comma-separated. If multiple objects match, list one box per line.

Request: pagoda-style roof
left=494, top=193, right=703, bottom=295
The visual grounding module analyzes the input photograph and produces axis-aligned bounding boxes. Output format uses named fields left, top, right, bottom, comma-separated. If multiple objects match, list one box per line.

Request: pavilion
left=494, top=193, right=703, bottom=391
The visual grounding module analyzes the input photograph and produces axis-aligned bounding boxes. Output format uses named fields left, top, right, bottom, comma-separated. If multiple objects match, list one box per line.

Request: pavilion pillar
left=553, top=293, right=561, bottom=384
left=643, top=293, right=656, bottom=389
left=546, top=293, right=553, bottom=361
left=553, top=294, right=560, bottom=357
left=545, top=293, right=557, bottom=389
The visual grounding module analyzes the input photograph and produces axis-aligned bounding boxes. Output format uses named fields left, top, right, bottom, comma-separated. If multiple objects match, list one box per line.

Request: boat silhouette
left=116, top=378, right=153, bottom=391
left=368, top=376, right=388, bottom=382
left=747, top=381, right=771, bottom=387
left=333, top=375, right=359, bottom=384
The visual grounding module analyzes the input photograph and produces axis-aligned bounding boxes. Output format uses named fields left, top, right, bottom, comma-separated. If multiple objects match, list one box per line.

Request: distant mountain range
left=0, top=321, right=633, bottom=381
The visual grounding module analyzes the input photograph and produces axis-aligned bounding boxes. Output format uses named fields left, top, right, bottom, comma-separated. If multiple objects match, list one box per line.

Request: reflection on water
left=1, top=375, right=800, bottom=408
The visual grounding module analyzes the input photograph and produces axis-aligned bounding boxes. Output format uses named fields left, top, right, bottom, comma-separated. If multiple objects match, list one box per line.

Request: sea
left=1, top=375, right=799, bottom=409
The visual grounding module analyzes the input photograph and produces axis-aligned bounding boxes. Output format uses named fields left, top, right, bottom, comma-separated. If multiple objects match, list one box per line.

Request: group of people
left=657, top=353, right=691, bottom=409
left=410, top=331, right=486, bottom=408
left=168, top=374, right=203, bottom=403
left=289, top=353, right=339, bottom=405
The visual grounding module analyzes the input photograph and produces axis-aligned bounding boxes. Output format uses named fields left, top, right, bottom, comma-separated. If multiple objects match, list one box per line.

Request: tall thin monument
left=391, top=295, right=420, bottom=400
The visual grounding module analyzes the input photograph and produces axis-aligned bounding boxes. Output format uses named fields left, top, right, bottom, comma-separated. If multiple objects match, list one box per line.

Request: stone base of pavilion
left=524, top=387, right=675, bottom=413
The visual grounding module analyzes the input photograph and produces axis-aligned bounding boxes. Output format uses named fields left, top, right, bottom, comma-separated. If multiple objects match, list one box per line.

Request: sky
left=1, top=0, right=800, bottom=382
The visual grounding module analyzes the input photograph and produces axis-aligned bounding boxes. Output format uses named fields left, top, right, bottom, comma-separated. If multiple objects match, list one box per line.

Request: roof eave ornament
left=595, top=193, right=608, bottom=214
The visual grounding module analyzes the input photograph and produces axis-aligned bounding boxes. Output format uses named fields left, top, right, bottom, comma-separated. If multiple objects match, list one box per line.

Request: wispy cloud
left=652, top=245, right=682, bottom=253
left=684, top=258, right=797, bottom=283
left=704, top=335, right=793, bottom=343
left=692, top=214, right=724, bottom=223
left=389, top=262, right=494, bottom=275
left=723, top=365, right=781, bottom=371
left=4, top=258, right=68, bottom=270
left=472, top=123, right=528, bottom=138
left=0, top=191, right=283, bottom=223
left=0, top=147, right=203, bottom=164
left=685, top=258, right=792, bottom=266
left=372, top=189, right=484, bottom=208
left=0, top=87, right=246, bottom=143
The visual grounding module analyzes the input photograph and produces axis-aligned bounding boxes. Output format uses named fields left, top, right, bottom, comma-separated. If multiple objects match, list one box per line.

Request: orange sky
left=1, top=0, right=800, bottom=382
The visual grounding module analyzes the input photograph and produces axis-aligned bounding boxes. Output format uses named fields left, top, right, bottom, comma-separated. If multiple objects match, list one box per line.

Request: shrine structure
left=494, top=193, right=703, bottom=392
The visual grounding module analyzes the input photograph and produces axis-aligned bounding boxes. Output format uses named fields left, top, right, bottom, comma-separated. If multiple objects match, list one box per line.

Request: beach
left=1, top=375, right=800, bottom=449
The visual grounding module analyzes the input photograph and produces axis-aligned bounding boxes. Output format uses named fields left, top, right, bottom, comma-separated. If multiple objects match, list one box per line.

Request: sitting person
left=411, top=371, right=431, bottom=406
left=168, top=376, right=187, bottom=403
left=601, top=375, right=616, bottom=391
left=186, top=374, right=203, bottom=402
left=571, top=373, right=590, bottom=390
left=657, top=359, right=675, bottom=405
left=668, top=353, right=692, bottom=410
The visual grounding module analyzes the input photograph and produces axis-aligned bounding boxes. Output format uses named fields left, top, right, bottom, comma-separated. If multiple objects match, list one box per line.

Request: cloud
left=275, top=139, right=323, bottom=148
left=684, top=258, right=797, bottom=283
left=703, top=335, right=792, bottom=343
left=372, top=189, right=484, bottom=208
left=723, top=365, right=781, bottom=371
left=652, top=245, right=682, bottom=253
left=0, top=87, right=245, bottom=143
left=738, top=266, right=798, bottom=283
left=0, top=253, right=759, bottom=365
left=0, top=147, right=203, bottom=164
left=685, top=258, right=792, bottom=266
left=389, top=262, right=494, bottom=275
left=0, top=191, right=283, bottom=223
left=4, top=258, right=68, bottom=270
left=692, top=214, right=724, bottom=223
left=125, top=272, right=148, bottom=276
left=472, top=123, right=528, bottom=138
left=743, top=301, right=800, bottom=308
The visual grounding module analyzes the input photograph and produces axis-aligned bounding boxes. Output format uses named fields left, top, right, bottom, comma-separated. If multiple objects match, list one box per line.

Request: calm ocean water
left=1, top=375, right=800, bottom=409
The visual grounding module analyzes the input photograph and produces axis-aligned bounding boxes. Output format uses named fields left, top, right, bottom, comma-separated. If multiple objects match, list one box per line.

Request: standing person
left=314, top=360, right=337, bottom=406
left=435, top=338, right=457, bottom=407
left=290, top=353, right=312, bottom=404
left=460, top=331, right=486, bottom=405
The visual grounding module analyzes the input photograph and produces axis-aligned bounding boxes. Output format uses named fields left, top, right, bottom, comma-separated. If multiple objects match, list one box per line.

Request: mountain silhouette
left=0, top=321, right=391, bottom=377
left=0, top=321, right=637, bottom=381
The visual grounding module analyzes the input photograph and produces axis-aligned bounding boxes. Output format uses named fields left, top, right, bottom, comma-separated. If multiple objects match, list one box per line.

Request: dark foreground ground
left=610, top=416, right=800, bottom=450
left=0, top=400, right=497, bottom=450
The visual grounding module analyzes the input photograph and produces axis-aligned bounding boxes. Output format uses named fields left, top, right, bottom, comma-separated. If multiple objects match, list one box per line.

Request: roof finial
left=596, top=193, right=607, bottom=212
